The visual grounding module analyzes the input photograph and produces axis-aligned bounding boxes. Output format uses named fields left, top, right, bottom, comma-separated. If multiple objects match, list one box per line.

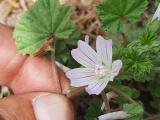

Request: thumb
left=0, top=93, right=74, bottom=120
left=33, top=93, right=75, bottom=120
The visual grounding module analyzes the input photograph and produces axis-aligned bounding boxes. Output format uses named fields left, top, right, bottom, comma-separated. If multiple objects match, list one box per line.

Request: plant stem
left=145, top=114, right=160, bottom=120
left=108, top=86, right=136, bottom=103
left=101, top=90, right=110, bottom=112
left=50, top=37, right=62, bottom=94
left=120, top=31, right=128, bottom=46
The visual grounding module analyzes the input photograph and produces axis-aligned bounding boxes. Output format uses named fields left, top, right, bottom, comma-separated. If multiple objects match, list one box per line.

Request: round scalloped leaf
left=97, top=0, right=148, bottom=29
left=14, top=0, right=76, bottom=55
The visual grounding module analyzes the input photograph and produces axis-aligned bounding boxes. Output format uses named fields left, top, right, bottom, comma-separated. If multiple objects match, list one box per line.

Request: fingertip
left=32, top=93, right=75, bottom=120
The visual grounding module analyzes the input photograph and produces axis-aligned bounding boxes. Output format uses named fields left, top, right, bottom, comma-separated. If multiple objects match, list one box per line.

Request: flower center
left=95, top=65, right=106, bottom=78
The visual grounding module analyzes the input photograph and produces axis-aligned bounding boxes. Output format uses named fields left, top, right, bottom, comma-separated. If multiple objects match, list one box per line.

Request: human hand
left=0, top=23, right=70, bottom=94
left=0, top=92, right=74, bottom=120
left=0, top=24, right=74, bottom=120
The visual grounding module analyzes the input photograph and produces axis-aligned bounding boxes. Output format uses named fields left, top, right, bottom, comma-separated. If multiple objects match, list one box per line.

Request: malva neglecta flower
left=66, top=36, right=122, bottom=95
left=152, top=3, right=160, bottom=21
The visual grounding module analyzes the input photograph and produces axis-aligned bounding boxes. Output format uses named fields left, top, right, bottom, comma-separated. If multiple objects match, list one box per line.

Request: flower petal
left=66, top=68, right=94, bottom=79
left=71, top=39, right=100, bottom=68
left=111, top=60, right=122, bottom=79
left=96, top=36, right=112, bottom=64
left=66, top=68, right=96, bottom=87
left=78, top=40, right=99, bottom=64
left=98, top=111, right=129, bottom=120
left=85, top=80, right=108, bottom=95
left=70, top=76, right=96, bottom=87
left=71, top=49, right=94, bottom=68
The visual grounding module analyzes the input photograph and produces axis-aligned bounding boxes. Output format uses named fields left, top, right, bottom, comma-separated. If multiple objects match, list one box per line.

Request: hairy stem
left=101, top=91, right=110, bottom=112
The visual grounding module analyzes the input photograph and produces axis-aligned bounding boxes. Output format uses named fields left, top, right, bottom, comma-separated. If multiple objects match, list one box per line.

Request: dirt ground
left=0, top=0, right=36, bottom=28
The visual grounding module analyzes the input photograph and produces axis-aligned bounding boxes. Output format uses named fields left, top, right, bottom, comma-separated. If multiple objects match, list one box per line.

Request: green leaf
left=65, top=27, right=81, bottom=46
left=97, top=0, right=148, bottom=29
left=123, top=47, right=153, bottom=82
left=108, top=24, right=143, bottom=43
left=85, top=99, right=102, bottom=120
left=56, top=40, right=70, bottom=63
left=140, top=20, right=160, bottom=46
left=14, top=0, right=76, bottom=55
left=123, top=103, right=144, bottom=120
left=140, top=28, right=157, bottom=45
left=55, top=27, right=81, bottom=68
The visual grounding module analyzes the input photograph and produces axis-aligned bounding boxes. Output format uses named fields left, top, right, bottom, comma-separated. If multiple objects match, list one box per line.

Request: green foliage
left=85, top=99, right=102, bottom=120
left=14, top=0, right=76, bottom=55
left=150, top=98, right=160, bottom=111
left=110, top=81, right=140, bottom=104
left=97, top=0, right=148, bottom=29
left=119, top=19, right=160, bottom=82
left=123, top=103, right=144, bottom=120
left=123, top=46, right=153, bottom=82
left=56, top=28, right=81, bottom=68
left=64, top=29, right=81, bottom=46
left=113, top=43, right=125, bottom=60
left=55, top=41, right=80, bottom=68
left=108, top=24, right=143, bottom=43
left=148, top=80, right=160, bottom=97
left=141, top=20, right=160, bottom=46
left=140, top=28, right=157, bottom=45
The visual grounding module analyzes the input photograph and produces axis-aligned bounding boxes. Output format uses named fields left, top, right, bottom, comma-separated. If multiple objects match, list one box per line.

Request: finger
left=0, top=23, right=27, bottom=85
left=10, top=57, right=61, bottom=94
left=0, top=92, right=74, bottom=120
left=58, top=68, right=70, bottom=92
left=0, top=24, right=69, bottom=94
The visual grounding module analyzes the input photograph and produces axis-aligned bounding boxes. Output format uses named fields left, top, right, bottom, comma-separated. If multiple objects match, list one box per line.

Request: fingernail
left=32, top=93, right=74, bottom=120
left=32, top=93, right=51, bottom=120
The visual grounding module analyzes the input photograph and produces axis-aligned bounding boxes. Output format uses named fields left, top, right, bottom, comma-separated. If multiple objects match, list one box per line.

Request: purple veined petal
left=96, top=36, right=112, bottom=63
left=66, top=68, right=95, bottom=79
left=71, top=49, right=96, bottom=68
left=85, top=80, right=108, bottom=95
left=111, top=60, right=122, bottom=79
left=98, top=111, right=129, bottom=120
left=70, top=76, right=96, bottom=87
left=66, top=68, right=96, bottom=87
left=78, top=40, right=99, bottom=64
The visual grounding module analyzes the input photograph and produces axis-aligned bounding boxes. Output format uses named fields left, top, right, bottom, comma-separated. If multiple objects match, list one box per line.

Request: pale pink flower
left=152, top=3, right=160, bottom=21
left=66, top=36, right=122, bottom=95
left=98, top=111, right=129, bottom=120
